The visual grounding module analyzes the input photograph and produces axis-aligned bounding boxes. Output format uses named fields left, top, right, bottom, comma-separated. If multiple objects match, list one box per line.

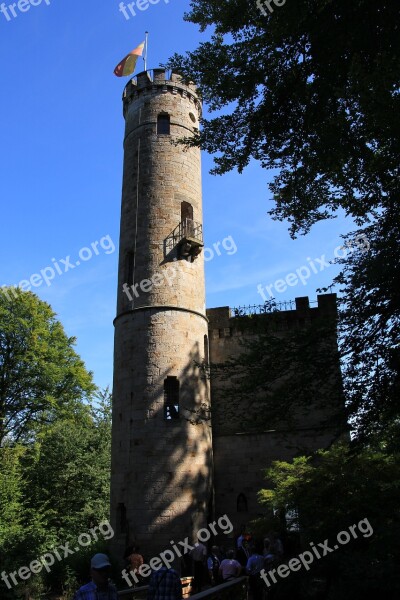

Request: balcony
left=165, top=218, right=204, bottom=260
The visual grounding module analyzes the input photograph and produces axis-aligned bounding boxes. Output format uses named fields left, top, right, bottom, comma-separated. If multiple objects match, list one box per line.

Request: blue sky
left=0, top=0, right=355, bottom=390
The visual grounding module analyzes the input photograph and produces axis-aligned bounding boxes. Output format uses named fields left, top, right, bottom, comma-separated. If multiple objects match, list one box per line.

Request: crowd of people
left=201, top=531, right=284, bottom=600
left=72, top=529, right=284, bottom=600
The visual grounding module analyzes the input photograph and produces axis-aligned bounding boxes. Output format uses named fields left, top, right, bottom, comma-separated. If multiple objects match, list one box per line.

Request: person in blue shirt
left=73, top=554, right=117, bottom=600
left=207, top=546, right=221, bottom=586
left=147, top=566, right=183, bottom=600
left=246, top=545, right=265, bottom=600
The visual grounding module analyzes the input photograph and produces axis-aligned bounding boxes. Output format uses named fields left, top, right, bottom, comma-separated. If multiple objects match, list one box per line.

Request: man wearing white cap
left=73, top=553, right=118, bottom=600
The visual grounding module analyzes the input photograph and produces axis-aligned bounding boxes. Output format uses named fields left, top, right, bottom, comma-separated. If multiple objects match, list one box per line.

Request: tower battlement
left=207, top=293, right=338, bottom=337
left=122, top=69, right=202, bottom=118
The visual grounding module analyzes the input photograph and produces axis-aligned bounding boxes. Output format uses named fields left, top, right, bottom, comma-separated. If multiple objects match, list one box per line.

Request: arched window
left=237, top=493, right=248, bottom=513
left=181, top=201, right=194, bottom=239
left=157, top=113, right=170, bottom=135
left=164, top=376, right=180, bottom=420
left=181, top=201, right=194, bottom=223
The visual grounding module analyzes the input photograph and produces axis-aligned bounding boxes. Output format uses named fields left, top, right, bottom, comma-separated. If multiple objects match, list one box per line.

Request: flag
left=114, top=42, right=145, bottom=77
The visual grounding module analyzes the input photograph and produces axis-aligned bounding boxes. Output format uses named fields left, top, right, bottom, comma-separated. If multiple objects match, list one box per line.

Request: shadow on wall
left=110, top=339, right=215, bottom=571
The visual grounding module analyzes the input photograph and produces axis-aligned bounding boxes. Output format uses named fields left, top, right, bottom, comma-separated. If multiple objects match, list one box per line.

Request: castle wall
left=213, top=429, right=339, bottom=533
left=207, top=295, right=346, bottom=532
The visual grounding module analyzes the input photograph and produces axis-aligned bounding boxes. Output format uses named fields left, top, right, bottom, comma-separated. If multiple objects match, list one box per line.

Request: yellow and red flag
left=114, top=42, right=145, bottom=77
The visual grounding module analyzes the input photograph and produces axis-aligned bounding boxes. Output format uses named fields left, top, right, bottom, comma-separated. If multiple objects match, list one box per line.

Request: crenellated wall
left=207, top=294, right=346, bottom=532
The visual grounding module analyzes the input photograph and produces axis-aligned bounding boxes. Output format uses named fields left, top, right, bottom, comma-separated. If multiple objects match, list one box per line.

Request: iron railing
left=189, top=577, right=248, bottom=600
left=117, top=576, right=248, bottom=600
left=117, top=584, right=148, bottom=598
left=174, top=218, right=203, bottom=245
left=233, top=300, right=296, bottom=315
left=165, top=218, right=204, bottom=255
left=233, top=300, right=318, bottom=316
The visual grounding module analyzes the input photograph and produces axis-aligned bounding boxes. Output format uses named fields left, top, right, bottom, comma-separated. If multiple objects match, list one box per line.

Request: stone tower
left=111, top=69, right=213, bottom=562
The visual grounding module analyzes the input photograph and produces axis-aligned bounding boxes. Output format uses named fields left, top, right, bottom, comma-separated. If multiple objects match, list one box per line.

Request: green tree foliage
left=258, top=443, right=400, bottom=599
left=0, top=445, right=25, bottom=549
left=0, top=391, right=112, bottom=599
left=168, top=1, right=400, bottom=445
left=25, top=390, right=112, bottom=540
left=329, top=211, right=400, bottom=447
left=0, top=290, right=112, bottom=598
left=168, top=0, right=399, bottom=234
left=0, top=444, right=52, bottom=599
left=0, top=289, right=96, bottom=445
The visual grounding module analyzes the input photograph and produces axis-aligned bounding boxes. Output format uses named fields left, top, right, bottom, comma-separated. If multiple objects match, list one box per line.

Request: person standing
left=127, top=546, right=144, bottom=586
left=190, top=538, right=207, bottom=593
left=147, top=566, right=182, bottom=600
left=73, top=554, right=117, bottom=600
left=219, top=550, right=242, bottom=582
left=246, top=545, right=265, bottom=600
left=207, top=546, right=221, bottom=586
left=236, top=538, right=250, bottom=567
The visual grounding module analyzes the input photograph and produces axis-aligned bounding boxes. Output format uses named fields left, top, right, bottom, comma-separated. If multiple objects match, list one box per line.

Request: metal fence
left=117, top=576, right=248, bottom=600
left=188, top=577, right=248, bottom=600
left=232, top=299, right=319, bottom=316
left=233, top=300, right=296, bottom=316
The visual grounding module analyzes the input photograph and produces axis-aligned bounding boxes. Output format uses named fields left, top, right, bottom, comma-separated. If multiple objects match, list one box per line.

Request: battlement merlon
left=122, top=69, right=202, bottom=118
left=206, top=294, right=338, bottom=331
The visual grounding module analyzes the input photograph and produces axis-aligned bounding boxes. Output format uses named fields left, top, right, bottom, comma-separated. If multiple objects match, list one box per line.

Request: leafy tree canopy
left=0, top=391, right=112, bottom=599
left=168, top=0, right=399, bottom=236
left=258, top=443, right=400, bottom=599
left=24, top=389, right=112, bottom=538
left=329, top=209, right=400, bottom=447
left=0, top=289, right=96, bottom=445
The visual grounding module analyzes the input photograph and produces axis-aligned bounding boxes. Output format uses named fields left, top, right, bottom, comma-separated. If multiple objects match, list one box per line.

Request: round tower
left=111, top=69, right=213, bottom=564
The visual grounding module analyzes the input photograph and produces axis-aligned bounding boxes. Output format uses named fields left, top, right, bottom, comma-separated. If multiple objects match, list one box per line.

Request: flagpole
left=144, top=31, right=149, bottom=71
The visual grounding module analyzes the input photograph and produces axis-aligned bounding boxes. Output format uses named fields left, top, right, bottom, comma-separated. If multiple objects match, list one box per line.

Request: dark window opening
left=164, top=376, right=180, bottom=420
left=117, top=503, right=127, bottom=534
left=181, top=201, right=194, bottom=223
left=157, top=113, right=170, bottom=135
left=125, top=252, right=134, bottom=287
left=204, top=334, right=209, bottom=364
left=237, top=493, right=248, bottom=513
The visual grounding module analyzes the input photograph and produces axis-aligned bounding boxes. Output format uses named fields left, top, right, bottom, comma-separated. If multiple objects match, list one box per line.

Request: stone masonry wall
left=207, top=294, right=346, bottom=535
left=111, top=71, right=213, bottom=566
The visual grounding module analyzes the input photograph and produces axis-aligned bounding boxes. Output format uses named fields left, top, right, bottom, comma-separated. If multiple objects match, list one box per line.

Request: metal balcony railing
left=173, top=218, right=203, bottom=246
left=165, top=218, right=204, bottom=258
